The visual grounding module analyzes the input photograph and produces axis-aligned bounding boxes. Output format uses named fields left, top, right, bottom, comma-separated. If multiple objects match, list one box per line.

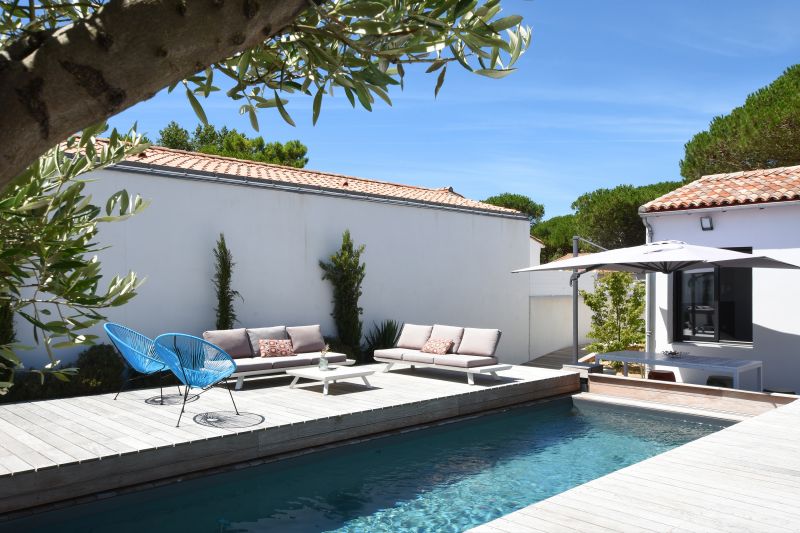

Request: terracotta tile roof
left=642, top=165, right=800, bottom=213
left=115, top=145, right=522, bottom=217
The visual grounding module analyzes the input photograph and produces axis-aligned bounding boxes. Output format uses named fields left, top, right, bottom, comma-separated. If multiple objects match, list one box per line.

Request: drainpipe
left=642, top=216, right=655, bottom=353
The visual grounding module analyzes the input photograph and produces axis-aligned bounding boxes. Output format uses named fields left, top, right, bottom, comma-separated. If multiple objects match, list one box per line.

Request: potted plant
left=319, top=344, right=331, bottom=371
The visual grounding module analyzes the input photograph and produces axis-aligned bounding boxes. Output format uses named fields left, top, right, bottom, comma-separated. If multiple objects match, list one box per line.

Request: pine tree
left=681, top=65, right=800, bottom=182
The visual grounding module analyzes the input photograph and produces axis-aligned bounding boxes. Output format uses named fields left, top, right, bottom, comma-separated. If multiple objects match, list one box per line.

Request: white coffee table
left=286, top=366, right=375, bottom=395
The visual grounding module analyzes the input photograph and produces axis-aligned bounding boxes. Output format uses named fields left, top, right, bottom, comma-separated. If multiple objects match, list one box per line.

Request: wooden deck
left=0, top=364, right=578, bottom=515
left=470, top=396, right=800, bottom=532
left=526, top=345, right=588, bottom=370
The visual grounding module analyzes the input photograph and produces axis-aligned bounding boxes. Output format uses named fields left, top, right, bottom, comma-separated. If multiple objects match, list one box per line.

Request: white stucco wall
left=525, top=239, right=594, bottom=359
left=529, top=295, right=592, bottom=358
left=643, top=202, right=800, bottom=392
left=16, top=168, right=532, bottom=368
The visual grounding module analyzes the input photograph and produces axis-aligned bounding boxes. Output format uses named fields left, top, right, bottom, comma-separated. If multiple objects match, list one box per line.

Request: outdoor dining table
left=600, top=350, right=764, bottom=391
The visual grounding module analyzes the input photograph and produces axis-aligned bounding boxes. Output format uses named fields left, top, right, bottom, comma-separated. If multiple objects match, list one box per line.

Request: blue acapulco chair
left=154, top=333, right=240, bottom=427
left=104, top=322, right=182, bottom=403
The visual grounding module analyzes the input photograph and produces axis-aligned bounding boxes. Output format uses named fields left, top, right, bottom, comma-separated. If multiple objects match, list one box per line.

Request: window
left=673, top=248, right=753, bottom=343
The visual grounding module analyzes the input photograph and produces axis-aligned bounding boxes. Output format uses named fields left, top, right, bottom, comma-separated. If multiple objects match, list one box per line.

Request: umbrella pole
left=572, top=236, right=580, bottom=364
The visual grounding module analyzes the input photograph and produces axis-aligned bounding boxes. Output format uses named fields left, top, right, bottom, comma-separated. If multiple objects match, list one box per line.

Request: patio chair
left=104, top=322, right=182, bottom=403
left=154, top=333, right=240, bottom=427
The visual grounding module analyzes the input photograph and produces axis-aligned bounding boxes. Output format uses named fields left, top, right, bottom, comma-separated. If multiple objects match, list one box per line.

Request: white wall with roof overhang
left=526, top=239, right=594, bottom=359
left=15, top=167, right=533, bottom=367
left=642, top=202, right=800, bottom=392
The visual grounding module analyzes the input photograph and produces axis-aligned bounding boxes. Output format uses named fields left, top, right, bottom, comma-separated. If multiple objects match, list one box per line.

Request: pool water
left=2, top=398, right=728, bottom=533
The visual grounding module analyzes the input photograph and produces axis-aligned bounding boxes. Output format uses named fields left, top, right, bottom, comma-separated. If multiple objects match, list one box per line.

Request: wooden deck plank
left=472, top=398, right=800, bottom=533
left=0, top=364, right=579, bottom=514
left=13, top=402, right=122, bottom=458
left=0, top=409, right=90, bottom=465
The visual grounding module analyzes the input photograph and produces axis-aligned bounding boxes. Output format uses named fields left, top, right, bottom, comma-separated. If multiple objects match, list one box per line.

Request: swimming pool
left=2, top=398, right=729, bottom=533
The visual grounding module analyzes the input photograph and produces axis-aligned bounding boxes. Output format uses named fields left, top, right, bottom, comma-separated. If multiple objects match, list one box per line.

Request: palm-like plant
left=363, top=320, right=403, bottom=363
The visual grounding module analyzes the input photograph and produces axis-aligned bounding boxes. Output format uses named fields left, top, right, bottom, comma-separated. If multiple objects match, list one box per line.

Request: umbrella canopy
left=513, top=240, right=799, bottom=274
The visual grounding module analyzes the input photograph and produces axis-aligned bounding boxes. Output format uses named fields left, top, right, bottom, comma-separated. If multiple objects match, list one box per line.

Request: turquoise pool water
left=2, top=399, right=728, bottom=533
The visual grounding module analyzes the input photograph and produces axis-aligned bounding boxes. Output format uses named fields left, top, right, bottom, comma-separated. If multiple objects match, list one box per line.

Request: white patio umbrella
left=513, top=240, right=799, bottom=275
left=513, top=240, right=800, bottom=362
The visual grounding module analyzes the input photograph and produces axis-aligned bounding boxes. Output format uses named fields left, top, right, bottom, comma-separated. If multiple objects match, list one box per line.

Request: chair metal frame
left=154, top=333, right=240, bottom=427
left=104, top=322, right=182, bottom=403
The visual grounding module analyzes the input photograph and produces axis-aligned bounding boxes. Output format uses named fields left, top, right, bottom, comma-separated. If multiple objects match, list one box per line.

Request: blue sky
left=108, top=0, right=800, bottom=217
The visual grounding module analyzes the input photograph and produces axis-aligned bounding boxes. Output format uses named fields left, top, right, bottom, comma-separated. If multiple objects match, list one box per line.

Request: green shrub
left=324, top=337, right=357, bottom=362
left=0, top=343, right=172, bottom=403
left=363, top=320, right=403, bottom=363
left=213, top=233, right=241, bottom=330
left=320, top=230, right=366, bottom=361
left=580, top=272, right=645, bottom=353
left=0, top=300, right=14, bottom=346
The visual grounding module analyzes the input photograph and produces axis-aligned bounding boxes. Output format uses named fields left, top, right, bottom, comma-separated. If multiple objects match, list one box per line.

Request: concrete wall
left=643, top=202, right=800, bottom=392
left=16, top=168, right=532, bottom=367
left=526, top=240, right=595, bottom=359
left=529, top=295, right=593, bottom=358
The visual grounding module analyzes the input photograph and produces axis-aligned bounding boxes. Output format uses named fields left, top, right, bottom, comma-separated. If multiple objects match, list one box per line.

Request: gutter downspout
left=642, top=214, right=655, bottom=353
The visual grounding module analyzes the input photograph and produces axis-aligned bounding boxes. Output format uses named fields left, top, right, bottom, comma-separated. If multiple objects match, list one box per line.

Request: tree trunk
left=0, top=0, right=310, bottom=190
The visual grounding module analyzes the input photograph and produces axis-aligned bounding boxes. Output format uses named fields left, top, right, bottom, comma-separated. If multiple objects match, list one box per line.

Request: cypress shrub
left=212, top=233, right=241, bottom=330
left=320, top=230, right=366, bottom=361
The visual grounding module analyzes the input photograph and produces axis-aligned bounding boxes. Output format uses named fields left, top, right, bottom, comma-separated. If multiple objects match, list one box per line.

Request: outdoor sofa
left=203, top=325, right=353, bottom=389
left=374, top=324, right=510, bottom=384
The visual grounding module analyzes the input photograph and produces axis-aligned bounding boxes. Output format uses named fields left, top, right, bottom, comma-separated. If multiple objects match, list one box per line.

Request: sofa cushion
left=457, top=328, right=501, bottom=357
left=286, top=325, right=326, bottom=353
left=430, top=324, right=465, bottom=353
left=246, top=326, right=288, bottom=356
left=233, top=357, right=274, bottom=372
left=270, top=354, right=316, bottom=369
left=300, top=352, right=347, bottom=365
left=421, top=338, right=453, bottom=355
left=234, top=353, right=346, bottom=373
left=403, top=350, right=435, bottom=364
left=433, top=354, right=497, bottom=368
left=396, top=324, right=433, bottom=350
left=374, top=348, right=406, bottom=361
left=203, top=328, right=252, bottom=359
left=259, top=338, right=295, bottom=357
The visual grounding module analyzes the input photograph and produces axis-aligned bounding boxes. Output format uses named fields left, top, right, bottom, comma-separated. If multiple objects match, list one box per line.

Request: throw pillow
left=421, top=338, right=454, bottom=355
left=286, top=325, right=326, bottom=353
left=259, top=338, right=295, bottom=357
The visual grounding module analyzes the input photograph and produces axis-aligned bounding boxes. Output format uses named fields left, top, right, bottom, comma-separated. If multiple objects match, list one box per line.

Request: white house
left=17, top=146, right=533, bottom=368
left=640, top=165, right=800, bottom=392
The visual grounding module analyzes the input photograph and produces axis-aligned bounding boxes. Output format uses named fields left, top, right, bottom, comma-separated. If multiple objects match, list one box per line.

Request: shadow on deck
left=525, top=345, right=589, bottom=370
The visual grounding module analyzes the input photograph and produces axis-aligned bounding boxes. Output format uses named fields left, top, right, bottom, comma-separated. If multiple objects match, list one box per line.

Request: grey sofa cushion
left=301, top=352, right=347, bottom=365
left=374, top=348, right=406, bottom=361
left=246, top=326, right=288, bottom=356
left=233, top=353, right=346, bottom=373
left=203, top=328, right=252, bottom=359
left=431, top=324, right=465, bottom=353
left=269, top=354, right=314, bottom=369
left=403, top=350, right=435, bottom=364
left=433, top=354, right=497, bottom=368
left=286, top=325, right=326, bottom=353
left=233, top=357, right=274, bottom=372
left=396, top=324, right=433, bottom=349
left=457, top=328, right=501, bottom=357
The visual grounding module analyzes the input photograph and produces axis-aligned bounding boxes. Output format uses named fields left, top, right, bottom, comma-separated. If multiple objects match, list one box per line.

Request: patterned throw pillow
left=421, top=338, right=454, bottom=355
left=259, top=338, right=295, bottom=357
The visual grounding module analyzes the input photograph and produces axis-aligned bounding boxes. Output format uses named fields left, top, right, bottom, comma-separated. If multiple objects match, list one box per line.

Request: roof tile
left=642, top=165, right=800, bottom=212
left=115, top=145, right=521, bottom=216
